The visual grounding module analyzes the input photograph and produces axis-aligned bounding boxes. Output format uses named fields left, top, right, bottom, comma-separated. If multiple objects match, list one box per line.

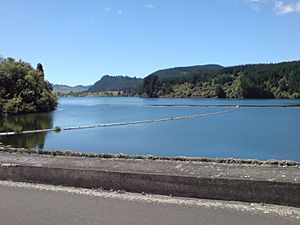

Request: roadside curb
left=0, top=164, right=299, bottom=207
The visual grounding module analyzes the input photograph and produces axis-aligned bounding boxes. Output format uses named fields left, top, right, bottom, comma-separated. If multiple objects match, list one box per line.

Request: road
left=0, top=180, right=299, bottom=225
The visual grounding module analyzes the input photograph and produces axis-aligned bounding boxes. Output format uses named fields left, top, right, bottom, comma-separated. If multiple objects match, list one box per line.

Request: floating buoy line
left=0, top=106, right=240, bottom=136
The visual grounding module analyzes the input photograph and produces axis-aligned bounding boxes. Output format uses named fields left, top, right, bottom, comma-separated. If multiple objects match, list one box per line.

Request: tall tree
left=36, top=63, right=44, bottom=72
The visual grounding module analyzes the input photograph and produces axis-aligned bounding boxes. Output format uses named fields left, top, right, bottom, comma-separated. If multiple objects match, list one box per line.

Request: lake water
left=1, top=97, right=300, bottom=161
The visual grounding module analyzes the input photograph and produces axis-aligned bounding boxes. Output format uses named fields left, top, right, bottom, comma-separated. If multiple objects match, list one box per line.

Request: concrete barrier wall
left=0, top=165, right=299, bottom=207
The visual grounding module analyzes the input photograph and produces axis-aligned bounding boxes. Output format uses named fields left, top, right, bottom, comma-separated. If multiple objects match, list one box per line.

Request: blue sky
left=1, top=0, right=300, bottom=85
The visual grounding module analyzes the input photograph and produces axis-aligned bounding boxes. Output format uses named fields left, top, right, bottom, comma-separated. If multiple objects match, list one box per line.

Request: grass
left=0, top=144, right=298, bottom=167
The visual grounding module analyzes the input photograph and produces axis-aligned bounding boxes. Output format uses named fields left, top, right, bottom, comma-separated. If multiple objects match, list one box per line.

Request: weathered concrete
left=1, top=146, right=299, bottom=167
left=0, top=152, right=299, bottom=207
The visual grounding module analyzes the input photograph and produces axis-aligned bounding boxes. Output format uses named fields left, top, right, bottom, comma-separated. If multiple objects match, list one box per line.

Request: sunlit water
left=1, top=97, right=300, bottom=161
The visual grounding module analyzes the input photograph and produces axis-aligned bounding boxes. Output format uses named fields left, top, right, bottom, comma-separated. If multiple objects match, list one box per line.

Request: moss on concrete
left=0, top=144, right=298, bottom=167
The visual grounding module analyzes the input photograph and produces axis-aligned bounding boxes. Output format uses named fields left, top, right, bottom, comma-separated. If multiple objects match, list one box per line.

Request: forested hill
left=88, top=75, right=143, bottom=92
left=0, top=57, right=57, bottom=116
left=141, top=61, right=300, bottom=98
left=148, top=64, right=223, bottom=83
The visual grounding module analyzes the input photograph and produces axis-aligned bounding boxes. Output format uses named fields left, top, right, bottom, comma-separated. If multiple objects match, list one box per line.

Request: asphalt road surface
left=0, top=181, right=299, bottom=225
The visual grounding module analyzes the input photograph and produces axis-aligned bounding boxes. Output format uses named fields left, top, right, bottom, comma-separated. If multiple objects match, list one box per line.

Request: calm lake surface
left=1, top=97, right=300, bottom=161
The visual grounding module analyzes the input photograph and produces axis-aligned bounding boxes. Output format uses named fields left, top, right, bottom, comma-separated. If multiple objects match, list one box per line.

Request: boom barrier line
left=0, top=106, right=239, bottom=136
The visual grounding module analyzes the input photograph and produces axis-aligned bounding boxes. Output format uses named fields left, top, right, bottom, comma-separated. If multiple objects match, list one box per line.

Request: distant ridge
left=88, top=75, right=143, bottom=92
left=148, top=64, right=223, bottom=82
left=53, top=84, right=91, bottom=94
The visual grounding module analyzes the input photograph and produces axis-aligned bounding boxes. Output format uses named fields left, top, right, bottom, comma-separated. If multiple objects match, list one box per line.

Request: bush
left=0, top=57, right=58, bottom=116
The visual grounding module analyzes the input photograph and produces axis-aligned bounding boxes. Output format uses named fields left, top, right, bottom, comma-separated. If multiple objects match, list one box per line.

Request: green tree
left=36, top=63, right=44, bottom=72
left=0, top=57, right=57, bottom=116
left=215, top=85, right=226, bottom=98
left=142, top=75, right=160, bottom=97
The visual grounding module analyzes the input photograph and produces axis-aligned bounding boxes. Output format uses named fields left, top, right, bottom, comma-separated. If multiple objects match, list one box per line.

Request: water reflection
left=0, top=113, right=53, bottom=149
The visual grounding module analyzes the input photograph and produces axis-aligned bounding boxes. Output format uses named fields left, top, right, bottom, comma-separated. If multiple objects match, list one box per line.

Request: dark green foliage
left=0, top=57, right=57, bottom=116
left=142, top=75, right=160, bottom=97
left=141, top=61, right=300, bottom=98
left=148, top=64, right=223, bottom=84
left=215, top=85, right=226, bottom=98
left=88, top=75, right=143, bottom=92
left=36, top=63, right=44, bottom=73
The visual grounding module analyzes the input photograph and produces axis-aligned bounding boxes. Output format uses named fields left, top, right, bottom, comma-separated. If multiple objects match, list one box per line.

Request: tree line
left=140, top=61, right=300, bottom=98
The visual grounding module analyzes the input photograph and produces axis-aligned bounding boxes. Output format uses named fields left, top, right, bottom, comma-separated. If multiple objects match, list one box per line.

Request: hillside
left=88, top=75, right=143, bottom=92
left=53, top=84, right=91, bottom=94
left=148, top=64, right=223, bottom=83
left=141, top=61, right=300, bottom=98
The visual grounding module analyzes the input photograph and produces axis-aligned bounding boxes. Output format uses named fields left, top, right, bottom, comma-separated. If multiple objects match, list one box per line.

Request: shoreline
left=59, top=94, right=300, bottom=99
left=93, top=103, right=300, bottom=108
